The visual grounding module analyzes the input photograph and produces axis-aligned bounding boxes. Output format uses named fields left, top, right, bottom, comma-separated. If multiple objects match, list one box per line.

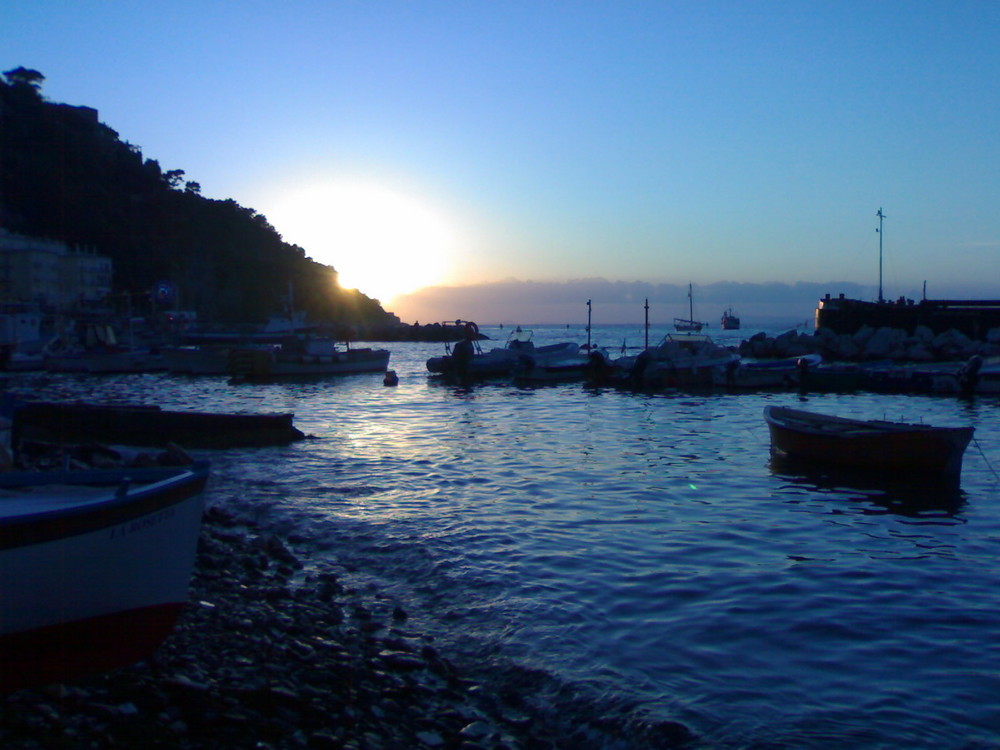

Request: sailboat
left=674, top=283, right=704, bottom=332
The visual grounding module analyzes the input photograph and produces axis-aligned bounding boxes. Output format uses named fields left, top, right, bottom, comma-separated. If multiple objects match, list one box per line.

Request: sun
left=267, top=180, right=458, bottom=306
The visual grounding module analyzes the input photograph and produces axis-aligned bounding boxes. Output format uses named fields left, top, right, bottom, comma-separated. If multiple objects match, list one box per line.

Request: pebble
left=0, top=491, right=697, bottom=749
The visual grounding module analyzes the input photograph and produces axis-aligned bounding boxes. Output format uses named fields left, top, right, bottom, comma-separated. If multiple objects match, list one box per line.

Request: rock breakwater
left=741, top=325, right=1000, bottom=362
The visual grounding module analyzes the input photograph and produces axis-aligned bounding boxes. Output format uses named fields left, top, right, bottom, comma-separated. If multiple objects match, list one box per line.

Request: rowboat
left=0, top=461, right=210, bottom=691
left=763, top=406, right=973, bottom=478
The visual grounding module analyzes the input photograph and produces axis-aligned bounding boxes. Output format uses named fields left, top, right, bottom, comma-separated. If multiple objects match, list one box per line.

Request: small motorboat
left=717, top=353, right=822, bottom=390
left=228, top=337, right=390, bottom=380
left=763, top=406, right=974, bottom=478
left=426, top=327, right=579, bottom=380
left=0, top=461, right=211, bottom=691
left=513, top=345, right=612, bottom=383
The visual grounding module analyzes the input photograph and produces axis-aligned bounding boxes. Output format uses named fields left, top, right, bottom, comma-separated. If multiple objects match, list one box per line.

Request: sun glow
left=268, top=181, right=459, bottom=306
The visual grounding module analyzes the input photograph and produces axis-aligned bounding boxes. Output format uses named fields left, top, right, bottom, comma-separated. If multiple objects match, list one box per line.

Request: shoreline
left=0, top=504, right=697, bottom=749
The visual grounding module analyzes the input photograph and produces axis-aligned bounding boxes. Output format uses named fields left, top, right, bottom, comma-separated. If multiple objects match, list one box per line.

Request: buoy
left=383, top=370, right=399, bottom=386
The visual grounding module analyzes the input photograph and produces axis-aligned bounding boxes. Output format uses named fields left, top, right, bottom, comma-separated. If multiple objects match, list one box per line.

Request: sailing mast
left=876, top=207, right=886, bottom=303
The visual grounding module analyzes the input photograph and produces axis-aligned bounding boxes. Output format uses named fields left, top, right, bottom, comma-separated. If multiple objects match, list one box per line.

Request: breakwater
left=741, top=324, right=1000, bottom=362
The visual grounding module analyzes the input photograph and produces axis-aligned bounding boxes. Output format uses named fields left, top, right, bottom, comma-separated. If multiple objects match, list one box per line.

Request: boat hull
left=229, top=346, right=390, bottom=379
left=763, top=406, right=973, bottom=477
left=162, top=345, right=231, bottom=375
left=11, top=401, right=304, bottom=448
left=0, top=462, right=210, bottom=691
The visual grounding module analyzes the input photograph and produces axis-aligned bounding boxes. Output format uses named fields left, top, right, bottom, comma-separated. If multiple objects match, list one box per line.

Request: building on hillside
left=0, top=230, right=112, bottom=308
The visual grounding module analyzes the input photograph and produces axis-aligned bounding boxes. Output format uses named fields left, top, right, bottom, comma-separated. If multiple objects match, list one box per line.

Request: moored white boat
left=716, top=353, right=822, bottom=389
left=0, top=461, right=210, bottom=691
left=426, top=328, right=579, bottom=380
left=228, top=337, right=390, bottom=380
left=513, top=345, right=611, bottom=383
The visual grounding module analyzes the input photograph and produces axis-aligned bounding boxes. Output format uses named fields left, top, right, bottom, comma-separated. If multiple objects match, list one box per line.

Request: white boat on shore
left=0, top=461, right=210, bottom=691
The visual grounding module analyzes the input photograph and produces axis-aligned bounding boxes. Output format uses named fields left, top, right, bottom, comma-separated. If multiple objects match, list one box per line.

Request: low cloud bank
left=391, top=279, right=881, bottom=327
left=392, top=278, right=1000, bottom=327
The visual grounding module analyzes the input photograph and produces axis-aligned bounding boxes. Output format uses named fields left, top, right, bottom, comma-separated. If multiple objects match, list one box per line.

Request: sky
left=6, top=1, right=1000, bottom=325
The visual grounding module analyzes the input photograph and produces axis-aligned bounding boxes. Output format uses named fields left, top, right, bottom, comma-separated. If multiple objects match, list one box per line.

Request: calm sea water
left=5, top=323, right=1000, bottom=749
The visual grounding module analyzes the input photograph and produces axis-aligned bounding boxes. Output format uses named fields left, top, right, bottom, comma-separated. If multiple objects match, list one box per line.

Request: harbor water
left=5, top=323, right=1000, bottom=749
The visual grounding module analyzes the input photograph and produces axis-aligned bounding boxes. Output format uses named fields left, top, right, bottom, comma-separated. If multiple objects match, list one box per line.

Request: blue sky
left=6, top=1, right=999, bottom=323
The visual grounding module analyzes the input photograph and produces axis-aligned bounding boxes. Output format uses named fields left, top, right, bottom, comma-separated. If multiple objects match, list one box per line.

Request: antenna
left=876, top=208, right=886, bottom=302
left=586, top=299, right=592, bottom=351
left=644, top=298, right=649, bottom=349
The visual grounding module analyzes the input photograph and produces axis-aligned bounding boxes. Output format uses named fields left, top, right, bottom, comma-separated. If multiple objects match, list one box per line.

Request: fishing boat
left=763, top=406, right=973, bottom=478
left=228, top=337, right=390, bottom=380
left=721, top=307, right=741, bottom=330
left=674, top=283, right=704, bottom=332
left=0, top=461, right=211, bottom=691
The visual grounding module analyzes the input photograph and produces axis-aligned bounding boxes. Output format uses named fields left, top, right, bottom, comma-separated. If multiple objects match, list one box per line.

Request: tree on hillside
left=0, top=68, right=401, bottom=332
left=3, top=67, right=45, bottom=91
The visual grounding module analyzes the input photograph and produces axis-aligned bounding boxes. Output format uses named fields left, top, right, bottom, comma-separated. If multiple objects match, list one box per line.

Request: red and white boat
left=0, top=461, right=210, bottom=691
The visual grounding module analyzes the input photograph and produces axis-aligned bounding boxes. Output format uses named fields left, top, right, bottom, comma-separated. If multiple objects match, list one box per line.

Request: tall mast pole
left=586, top=299, right=592, bottom=351
left=644, top=298, right=649, bottom=349
left=876, top=208, right=885, bottom=303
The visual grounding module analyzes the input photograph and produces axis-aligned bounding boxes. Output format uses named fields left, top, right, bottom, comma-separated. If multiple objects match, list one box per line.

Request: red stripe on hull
left=0, top=602, right=184, bottom=692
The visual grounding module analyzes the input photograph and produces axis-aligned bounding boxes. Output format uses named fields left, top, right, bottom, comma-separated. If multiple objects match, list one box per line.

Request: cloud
left=389, top=278, right=876, bottom=326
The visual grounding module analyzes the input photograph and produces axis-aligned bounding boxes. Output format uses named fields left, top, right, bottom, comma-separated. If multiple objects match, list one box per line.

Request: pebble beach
left=0, top=503, right=697, bottom=750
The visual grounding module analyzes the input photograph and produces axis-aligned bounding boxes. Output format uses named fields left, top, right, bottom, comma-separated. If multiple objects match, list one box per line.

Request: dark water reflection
left=769, top=454, right=968, bottom=520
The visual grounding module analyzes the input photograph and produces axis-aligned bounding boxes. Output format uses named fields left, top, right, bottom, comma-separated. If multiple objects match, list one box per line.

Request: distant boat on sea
left=721, top=307, right=741, bottom=330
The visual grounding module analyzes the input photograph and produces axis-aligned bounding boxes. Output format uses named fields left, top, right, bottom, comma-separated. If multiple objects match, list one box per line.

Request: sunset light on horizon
left=6, top=1, right=999, bottom=323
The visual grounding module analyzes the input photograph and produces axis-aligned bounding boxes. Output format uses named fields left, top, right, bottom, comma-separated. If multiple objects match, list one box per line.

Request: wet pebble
left=0, top=502, right=696, bottom=749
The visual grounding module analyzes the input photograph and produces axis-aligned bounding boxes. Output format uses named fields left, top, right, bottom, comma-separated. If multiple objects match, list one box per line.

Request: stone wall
left=740, top=325, right=1000, bottom=362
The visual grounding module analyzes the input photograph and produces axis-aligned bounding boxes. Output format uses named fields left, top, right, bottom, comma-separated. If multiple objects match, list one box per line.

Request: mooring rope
left=973, top=437, right=1000, bottom=481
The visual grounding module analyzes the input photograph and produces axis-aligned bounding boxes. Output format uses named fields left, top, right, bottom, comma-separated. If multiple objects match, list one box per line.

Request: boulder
left=863, top=327, right=905, bottom=359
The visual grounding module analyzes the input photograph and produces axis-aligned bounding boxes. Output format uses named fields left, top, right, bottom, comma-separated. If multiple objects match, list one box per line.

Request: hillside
left=0, top=67, right=396, bottom=333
